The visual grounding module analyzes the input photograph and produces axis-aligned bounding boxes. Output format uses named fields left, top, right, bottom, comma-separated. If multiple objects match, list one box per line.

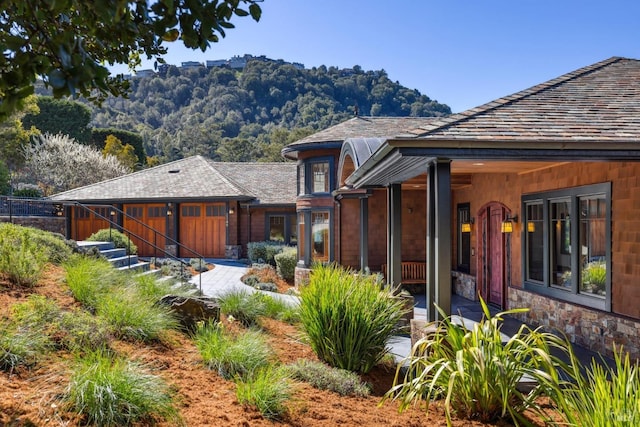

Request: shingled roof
left=402, top=57, right=640, bottom=143
left=282, top=116, right=440, bottom=159
left=50, top=156, right=297, bottom=205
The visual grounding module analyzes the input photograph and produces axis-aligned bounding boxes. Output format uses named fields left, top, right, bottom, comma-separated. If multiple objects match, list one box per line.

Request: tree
left=0, top=0, right=263, bottom=120
left=91, top=128, right=146, bottom=165
left=0, top=160, right=10, bottom=195
left=102, top=135, right=139, bottom=170
left=22, top=97, right=92, bottom=144
left=22, top=133, right=131, bottom=195
left=0, top=95, right=40, bottom=170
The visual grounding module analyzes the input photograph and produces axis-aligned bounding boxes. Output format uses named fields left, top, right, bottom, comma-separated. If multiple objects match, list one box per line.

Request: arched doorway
left=477, top=202, right=512, bottom=308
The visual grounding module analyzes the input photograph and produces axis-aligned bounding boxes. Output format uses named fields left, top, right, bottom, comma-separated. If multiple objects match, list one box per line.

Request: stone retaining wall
left=508, top=287, right=640, bottom=361
left=0, top=216, right=65, bottom=235
left=452, top=271, right=477, bottom=301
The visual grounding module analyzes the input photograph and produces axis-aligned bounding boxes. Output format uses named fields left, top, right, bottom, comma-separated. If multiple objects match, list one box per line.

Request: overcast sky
left=110, top=0, right=640, bottom=113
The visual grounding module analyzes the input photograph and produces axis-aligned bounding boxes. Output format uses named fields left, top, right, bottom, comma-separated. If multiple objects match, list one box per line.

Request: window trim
left=265, top=212, right=297, bottom=245
left=297, top=208, right=334, bottom=267
left=521, top=182, right=612, bottom=311
left=301, top=156, right=335, bottom=195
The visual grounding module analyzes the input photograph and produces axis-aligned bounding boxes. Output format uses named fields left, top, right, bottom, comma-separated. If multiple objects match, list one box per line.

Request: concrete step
left=117, top=261, right=150, bottom=273
left=109, top=255, right=139, bottom=268
left=77, top=241, right=115, bottom=252
left=99, top=248, right=127, bottom=259
left=136, top=268, right=162, bottom=279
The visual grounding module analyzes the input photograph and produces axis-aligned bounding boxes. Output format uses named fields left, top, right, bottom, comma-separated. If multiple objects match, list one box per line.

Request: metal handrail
left=67, top=201, right=204, bottom=294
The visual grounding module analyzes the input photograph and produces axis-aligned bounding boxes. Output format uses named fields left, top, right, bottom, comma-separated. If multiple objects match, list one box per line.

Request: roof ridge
left=408, top=56, right=626, bottom=137
left=202, top=159, right=255, bottom=198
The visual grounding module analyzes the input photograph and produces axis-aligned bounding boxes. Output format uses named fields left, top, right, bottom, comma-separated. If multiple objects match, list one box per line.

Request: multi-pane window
left=312, top=162, right=329, bottom=193
left=148, top=206, right=167, bottom=217
left=523, top=183, right=611, bottom=311
left=182, top=206, right=201, bottom=217
left=206, top=205, right=225, bottom=217
left=126, top=206, right=143, bottom=218
left=267, top=214, right=298, bottom=245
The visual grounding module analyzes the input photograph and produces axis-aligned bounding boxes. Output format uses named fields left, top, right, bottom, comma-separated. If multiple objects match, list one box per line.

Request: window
left=299, top=158, right=334, bottom=195
left=266, top=213, right=297, bottom=245
left=523, top=183, right=611, bottom=311
left=311, top=211, right=330, bottom=262
left=312, top=162, right=329, bottom=193
left=206, top=205, right=225, bottom=217
left=457, top=203, right=471, bottom=273
left=126, top=206, right=143, bottom=218
left=148, top=206, right=167, bottom=217
left=182, top=205, right=201, bottom=217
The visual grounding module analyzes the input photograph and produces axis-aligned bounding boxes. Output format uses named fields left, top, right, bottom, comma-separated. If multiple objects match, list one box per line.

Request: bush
left=242, top=274, right=260, bottom=287
left=155, top=258, right=192, bottom=282
left=262, top=294, right=300, bottom=324
left=194, top=322, right=272, bottom=380
left=236, top=366, right=292, bottom=420
left=255, top=282, right=278, bottom=292
left=299, top=263, right=407, bottom=373
left=275, top=248, right=297, bottom=281
left=64, top=350, right=180, bottom=426
left=24, top=227, right=74, bottom=263
left=64, top=256, right=125, bottom=309
left=189, top=257, right=209, bottom=272
left=12, top=186, right=42, bottom=198
left=384, top=296, right=573, bottom=425
left=247, top=241, right=289, bottom=265
left=87, top=228, right=138, bottom=255
left=0, top=223, right=49, bottom=286
left=287, top=359, right=370, bottom=397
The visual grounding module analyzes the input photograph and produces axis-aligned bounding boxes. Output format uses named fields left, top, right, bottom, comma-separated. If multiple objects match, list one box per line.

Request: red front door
left=477, top=202, right=509, bottom=308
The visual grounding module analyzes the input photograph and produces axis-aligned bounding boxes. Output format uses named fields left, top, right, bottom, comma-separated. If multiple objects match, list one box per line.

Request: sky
left=110, top=0, right=640, bottom=113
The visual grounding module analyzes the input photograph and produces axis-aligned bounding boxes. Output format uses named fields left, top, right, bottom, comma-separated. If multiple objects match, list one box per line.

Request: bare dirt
left=0, top=264, right=554, bottom=426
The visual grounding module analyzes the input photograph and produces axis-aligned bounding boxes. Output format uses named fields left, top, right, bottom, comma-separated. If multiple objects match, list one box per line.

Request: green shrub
left=129, top=271, right=193, bottom=301
left=64, top=350, right=180, bottom=426
left=87, top=228, right=137, bottom=255
left=242, top=274, right=260, bottom=287
left=299, top=263, right=407, bottom=373
left=0, top=322, right=51, bottom=371
left=236, top=366, right=292, bottom=420
left=247, top=241, right=289, bottom=265
left=189, top=258, right=209, bottom=272
left=549, top=346, right=640, bottom=427
left=21, top=226, right=73, bottom=263
left=0, top=223, right=50, bottom=286
left=287, top=359, right=370, bottom=397
left=217, top=290, right=267, bottom=328
left=255, top=282, right=278, bottom=292
left=60, top=310, right=112, bottom=352
left=96, top=289, right=178, bottom=342
left=383, top=297, right=572, bottom=426
left=155, top=258, right=192, bottom=281
left=194, top=322, right=272, bottom=380
left=275, top=248, right=297, bottom=281
left=12, top=186, right=42, bottom=198
left=262, top=294, right=300, bottom=324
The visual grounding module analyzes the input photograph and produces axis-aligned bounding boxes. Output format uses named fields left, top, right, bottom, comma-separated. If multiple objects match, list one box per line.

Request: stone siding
left=225, top=245, right=241, bottom=260
left=452, top=271, right=477, bottom=301
left=294, top=266, right=311, bottom=288
left=508, top=287, right=640, bottom=361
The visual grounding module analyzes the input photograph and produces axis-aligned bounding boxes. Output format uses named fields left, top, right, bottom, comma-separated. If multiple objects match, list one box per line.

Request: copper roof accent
left=50, top=156, right=297, bottom=205
left=404, top=57, right=640, bottom=143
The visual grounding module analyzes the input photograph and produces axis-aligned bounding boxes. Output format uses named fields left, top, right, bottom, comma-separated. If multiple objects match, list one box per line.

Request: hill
left=88, top=58, right=451, bottom=163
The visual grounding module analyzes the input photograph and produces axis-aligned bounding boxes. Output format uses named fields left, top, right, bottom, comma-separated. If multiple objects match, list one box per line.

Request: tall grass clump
left=194, top=322, right=272, bottom=380
left=287, top=359, right=370, bottom=397
left=129, top=271, right=192, bottom=301
left=0, top=223, right=48, bottom=286
left=383, top=297, right=572, bottom=426
left=64, top=350, right=180, bottom=426
left=87, top=228, right=137, bottom=255
left=549, top=345, right=640, bottom=427
left=217, top=290, right=267, bottom=327
left=96, top=289, right=178, bottom=342
left=299, top=263, right=407, bottom=373
left=0, top=322, right=51, bottom=372
left=236, top=366, right=292, bottom=420
left=64, top=256, right=124, bottom=308
left=262, top=294, right=300, bottom=324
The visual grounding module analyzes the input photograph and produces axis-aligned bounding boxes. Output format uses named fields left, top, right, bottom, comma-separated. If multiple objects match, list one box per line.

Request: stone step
left=99, top=248, right=127, bottom=259
left=77, top=241, right=115, bottom=252
left=109, top=255, right=139, bottom=268
left=117, top=261, right=150, bottom=273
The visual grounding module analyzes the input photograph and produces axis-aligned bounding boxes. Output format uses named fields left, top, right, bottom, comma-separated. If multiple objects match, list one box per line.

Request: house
left=50, top=156, right=297, bottom=259
left=283, top=57, right=640, bottom=360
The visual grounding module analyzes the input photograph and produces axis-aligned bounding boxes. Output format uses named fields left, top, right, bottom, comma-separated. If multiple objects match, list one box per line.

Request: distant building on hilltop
left=181, top=61, right=204, bottom=69
left=134, top=69, right=155, bottom=78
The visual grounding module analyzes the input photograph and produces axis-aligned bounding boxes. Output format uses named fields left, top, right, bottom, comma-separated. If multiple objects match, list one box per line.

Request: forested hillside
left=89, top=59, right=451, bottom=163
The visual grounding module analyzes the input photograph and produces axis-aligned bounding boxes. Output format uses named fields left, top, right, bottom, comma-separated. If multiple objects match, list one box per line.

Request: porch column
left=359, top=196, right=369, bottom=271
left=426, top=159, right=452, bottom=321
left=387, top=183, right=402, bottom=287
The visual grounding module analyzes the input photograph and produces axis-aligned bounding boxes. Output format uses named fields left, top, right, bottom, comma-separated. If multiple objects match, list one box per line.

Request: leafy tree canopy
left=22, top=97, right=92, bottom=144
left=91, top=128, right=146, bottom=166
left=0, top=0, right=263, bottom=120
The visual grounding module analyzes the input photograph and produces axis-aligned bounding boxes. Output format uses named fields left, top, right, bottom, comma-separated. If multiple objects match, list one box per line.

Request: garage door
left=123, top=204, right=167, bottom=257
left=72, top=206, right=111, bottom=241
left=179, top=203, right=226, bottom=257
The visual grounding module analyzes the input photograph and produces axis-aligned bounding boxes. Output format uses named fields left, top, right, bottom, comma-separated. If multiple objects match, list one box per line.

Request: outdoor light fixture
left=166, top=203, right=173, bottom=216
left=527, top=222, right=535, bottom=233
left=109, top=209, right=116, bottom=217
left=229, top=207, right=235, bottom=215
left=501, top=214, right=518, bottom=233
left=461, top=217, right=474, bottom=233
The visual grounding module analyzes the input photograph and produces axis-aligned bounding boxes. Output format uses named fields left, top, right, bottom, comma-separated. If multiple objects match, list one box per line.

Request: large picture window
left=266, top=213, right=297, bottom=245
left=523, top=183, right=611, bottom=311
left=299, top=157, right=334, bottom=195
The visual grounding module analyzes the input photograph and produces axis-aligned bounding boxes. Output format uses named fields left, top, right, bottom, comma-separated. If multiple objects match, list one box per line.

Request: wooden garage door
left=72, top=206, right=111, bottom=241
left=180, top=203, right=226, bottom=257
left=123, top=204, right=167, bottom=257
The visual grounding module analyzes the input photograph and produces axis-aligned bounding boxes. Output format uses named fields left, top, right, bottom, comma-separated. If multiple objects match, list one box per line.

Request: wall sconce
left=527, top=222, right=535, bottom=233
left=110, top=209, right=116, bottom=217
left=461, top=217, right=474, bottom=233
left=501, top=214, right=518, bottom=233
left=166, top=203, right=173, bottom=216
left=229, top=207, right=235, bottom=215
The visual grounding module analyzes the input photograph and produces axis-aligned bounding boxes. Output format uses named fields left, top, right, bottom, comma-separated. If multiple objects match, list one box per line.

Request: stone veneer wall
left=294, top=266, right=311, bottom=288
left=225, top=245, right=241, bottom=259
left=0, top=216, right=65, bottom=234
left=508, top=287, right=640, bottom=361
left=452, top=271, right=477, bottom=301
